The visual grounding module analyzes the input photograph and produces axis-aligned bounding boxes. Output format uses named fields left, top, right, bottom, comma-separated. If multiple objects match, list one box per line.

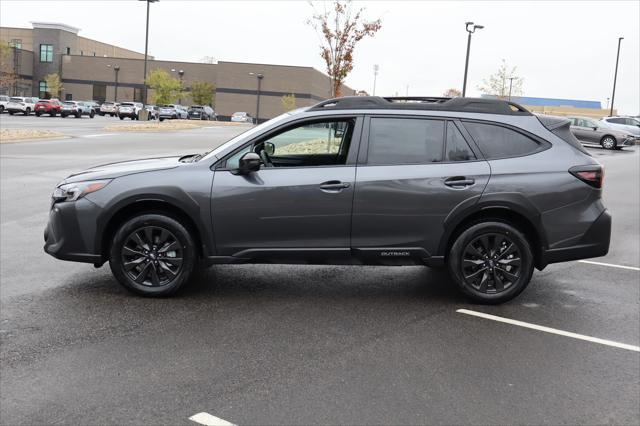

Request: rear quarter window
left=462, top=121, right=546, bottom=159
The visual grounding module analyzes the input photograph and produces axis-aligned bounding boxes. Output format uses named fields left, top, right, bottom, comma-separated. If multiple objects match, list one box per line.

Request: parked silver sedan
left=567, top=116, right=636, bottom=150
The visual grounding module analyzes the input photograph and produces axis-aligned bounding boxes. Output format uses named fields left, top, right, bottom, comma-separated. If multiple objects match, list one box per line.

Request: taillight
left=569, top=165, right=604, bottom=188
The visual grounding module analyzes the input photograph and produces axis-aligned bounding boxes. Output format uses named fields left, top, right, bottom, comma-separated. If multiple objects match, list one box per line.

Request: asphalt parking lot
left=1, top=114, right=639, bottom=425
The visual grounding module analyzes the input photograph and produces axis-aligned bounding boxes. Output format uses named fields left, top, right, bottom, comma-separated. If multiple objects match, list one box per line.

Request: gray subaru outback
left=44, top=96, right=611, bottom=303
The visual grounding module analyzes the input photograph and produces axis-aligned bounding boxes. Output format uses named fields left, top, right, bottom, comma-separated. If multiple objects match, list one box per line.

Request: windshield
left=201, top=110, right=304, bottom=161
left=63, top=102, right=75, bottom=105
left=10, top=97, right=22, bottom=102
left=121, top=103, right=134, bottom=106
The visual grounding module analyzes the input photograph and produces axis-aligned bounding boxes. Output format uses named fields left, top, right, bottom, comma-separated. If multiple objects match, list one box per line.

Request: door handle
left=320, top=180, right=351, bottom=191
left=444, top=177, right=475, bottom=188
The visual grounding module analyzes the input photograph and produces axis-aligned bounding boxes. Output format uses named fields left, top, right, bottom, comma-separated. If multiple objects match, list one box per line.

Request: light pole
left=462, top=21, right=484, bottom=97
left=249, top=72, right=263, bottom=124
left=108, top=64, right=120, bottom=102
left=508, top=77, right=515, bottom=101
left=373, top=64, right=379, bottom=95
left=172, top=68, right=185, bottom=104
left=139, top=0, right=158, bottom=105
left=609, top=37, right=623, bottom=117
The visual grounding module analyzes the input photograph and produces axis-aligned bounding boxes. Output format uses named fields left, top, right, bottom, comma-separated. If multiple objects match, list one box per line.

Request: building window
left=92, top=84, right=106, bottom=103
left=65, top=47, right=71, bottom=55
left=65, top=93, right=73, bottom=101
left=40, top=44, right=53, bottom=62
left=39, top=81, right=48, bottom=98
left=80, top=50, right=83, bottom=56
left=10, top=39, right=22, bottom=49
left=93, top=52, right=96, bottom=56
left=133, top=87, right=143, bottom=103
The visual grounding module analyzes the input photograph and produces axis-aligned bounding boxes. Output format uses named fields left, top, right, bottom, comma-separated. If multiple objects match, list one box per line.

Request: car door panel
left=351, top=162, right=490, bottom=255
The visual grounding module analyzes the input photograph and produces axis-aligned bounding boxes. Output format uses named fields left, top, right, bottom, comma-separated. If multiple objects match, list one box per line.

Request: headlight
left=52, top=179, right=112, bottom=203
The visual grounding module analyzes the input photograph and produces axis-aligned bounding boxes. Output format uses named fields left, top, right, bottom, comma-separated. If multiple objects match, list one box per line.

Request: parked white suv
left=0, top=95, right=9, bottom=113
left=6, top=96, right=38, bottom=115
left=601, top=116, right=640, bottom=138
left=118, top=102, right=144, bottom=120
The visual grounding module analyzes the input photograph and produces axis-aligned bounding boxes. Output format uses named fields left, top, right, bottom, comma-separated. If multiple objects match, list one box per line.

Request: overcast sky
left=2, top=0, right=638, bottom=114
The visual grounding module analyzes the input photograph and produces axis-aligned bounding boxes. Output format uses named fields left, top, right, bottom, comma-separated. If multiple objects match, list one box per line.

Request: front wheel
left=89, top=111, right=95, bottom=118
left=24, top=108, right=31, bottom=116
left=601, top=136, right=617, bottom=150
left=109, top=214, right=197, bottom=296
left=36, top=112, right=42, bottom=117
left=448, top=221, right=534, bottom=304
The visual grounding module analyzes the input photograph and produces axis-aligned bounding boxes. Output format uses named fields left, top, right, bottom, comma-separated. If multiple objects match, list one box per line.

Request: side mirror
left=234, top=152, right=261, bottom=175
left=264, top=142, right=275, bottom=156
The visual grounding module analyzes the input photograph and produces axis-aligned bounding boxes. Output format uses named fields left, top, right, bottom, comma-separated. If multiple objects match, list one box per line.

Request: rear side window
left=445, top=122, right=476, bottom=162
left=462, top=121, right=543, bottom=159
left=368, top=118, right=444, bottom=165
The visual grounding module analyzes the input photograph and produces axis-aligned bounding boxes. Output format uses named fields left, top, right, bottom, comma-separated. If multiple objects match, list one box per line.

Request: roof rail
left=308, top=96, right=531, bottom=116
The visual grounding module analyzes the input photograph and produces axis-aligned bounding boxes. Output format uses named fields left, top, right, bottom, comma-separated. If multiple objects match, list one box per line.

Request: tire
left=24, top=108, right=31, bottom=116
left=600, top=135, right=617, bottom=150
left=9, top=111, right=14, bottom=115
left=90, top=111, right=95, bottom=118
left=109, top=214, right=197, bottom=297
left=0, top=105, right=4, bottom=113
left=159, top=117, right=165, bottom=122
left=61, top=113, right=67, bottom=118
left=120, top=116, right=124, bottom=120
left=36, top=112, right=41, bottom=117
left=50, top=112, right=57, bottom=117
left=448, top=221, right=534, bottom=304
left=75, top=112, right=81, bottom=118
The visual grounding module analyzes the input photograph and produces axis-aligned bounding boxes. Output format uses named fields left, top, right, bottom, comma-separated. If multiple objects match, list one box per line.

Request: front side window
left=445, top=122, right=476, bottom=162
left=225, top=119, right=355, bottom=169
left=368, top=117, right=444, bottom=165
left=40, top=44, right=53, bottom=62
left=463, top=121, right=544, bottom=159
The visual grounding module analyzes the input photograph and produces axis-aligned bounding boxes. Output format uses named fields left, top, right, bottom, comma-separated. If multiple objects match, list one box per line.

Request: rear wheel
left=24, top=108, right=31, bottom=116
left=448, top=221, right=534, bottom=304
left=36, top=111, right=41, bottom=117
left=50, top=112, right=57, bottom=117
left=601, top=136, right=617, bottom=150
left=109, top=214, right=197, bottom=297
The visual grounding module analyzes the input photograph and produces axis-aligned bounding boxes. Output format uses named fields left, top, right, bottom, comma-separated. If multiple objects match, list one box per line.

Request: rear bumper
left=541, top=209, right=611, bottom=267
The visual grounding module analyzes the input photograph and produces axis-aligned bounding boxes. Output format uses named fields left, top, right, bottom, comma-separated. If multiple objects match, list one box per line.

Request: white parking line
left=189, top=412, right=236, bottom=426
left=82, top=134, right=113, bottom=138
left=457, top=309, right=640, bottom=352
left=578, top=260, right=640, bottom=271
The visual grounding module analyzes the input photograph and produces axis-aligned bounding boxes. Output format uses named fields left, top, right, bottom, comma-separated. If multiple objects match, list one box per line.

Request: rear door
left=351, top=116, right=490, bottom=260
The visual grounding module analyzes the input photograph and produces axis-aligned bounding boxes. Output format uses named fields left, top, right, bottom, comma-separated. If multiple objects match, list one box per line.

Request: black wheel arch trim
left=95, top=191, right=213, bottom=261
left=438, top=192, right=548, bottom=267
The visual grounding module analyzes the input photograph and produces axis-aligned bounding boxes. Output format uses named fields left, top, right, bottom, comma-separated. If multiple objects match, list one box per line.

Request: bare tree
left=443, top=88, right=462, bottom=98
left=477, top=59, right=524, bottom=98
left=308, top=1, right=381, bottom=97
left=0, top=44, right=18, bottom=94
left=44, top=73, right=63, bottom=98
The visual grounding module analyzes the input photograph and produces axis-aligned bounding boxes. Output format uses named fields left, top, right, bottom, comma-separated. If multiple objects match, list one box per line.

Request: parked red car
left=35, top=99, right=63, bottom=117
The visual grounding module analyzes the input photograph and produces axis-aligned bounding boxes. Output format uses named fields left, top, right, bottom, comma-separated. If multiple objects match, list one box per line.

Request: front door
left=211, top=117, right=362, bottom=257
left=351, top=118, right=490, bottom=259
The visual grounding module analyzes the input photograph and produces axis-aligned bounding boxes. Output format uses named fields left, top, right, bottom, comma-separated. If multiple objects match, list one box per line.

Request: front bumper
left=541, top=209, right=611, bottom=267
left=44, top=199, right=102, bottom=264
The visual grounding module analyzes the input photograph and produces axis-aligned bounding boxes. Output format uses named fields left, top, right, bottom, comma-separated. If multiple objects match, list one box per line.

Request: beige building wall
left=76, top=36, right=149, bottom=59
left=526, top=105, right=615, bottom=119
left=0, top=27, right=34, bottom=50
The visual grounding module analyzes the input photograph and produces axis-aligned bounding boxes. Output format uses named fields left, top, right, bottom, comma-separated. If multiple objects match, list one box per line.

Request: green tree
left=147, top=69, right=183, bottom=105
left=308, top=1, right=382, bottom=97
left=281, top=93, right=297, bottom=111
left=190, top=81, right=215, bottom=106
left=477, top=59, right=524, bottom=98
left=44, top=73, right=63, bottom=98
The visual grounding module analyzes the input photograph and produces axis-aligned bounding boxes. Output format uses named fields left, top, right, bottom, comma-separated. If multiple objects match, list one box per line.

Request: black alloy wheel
left=109, top=214, right=197, bottom=296
left=461, top=233, right=521, bottom=294
left=448, top=221, right=534, bottom=304
left=121, top=226, right=183, bottom=287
